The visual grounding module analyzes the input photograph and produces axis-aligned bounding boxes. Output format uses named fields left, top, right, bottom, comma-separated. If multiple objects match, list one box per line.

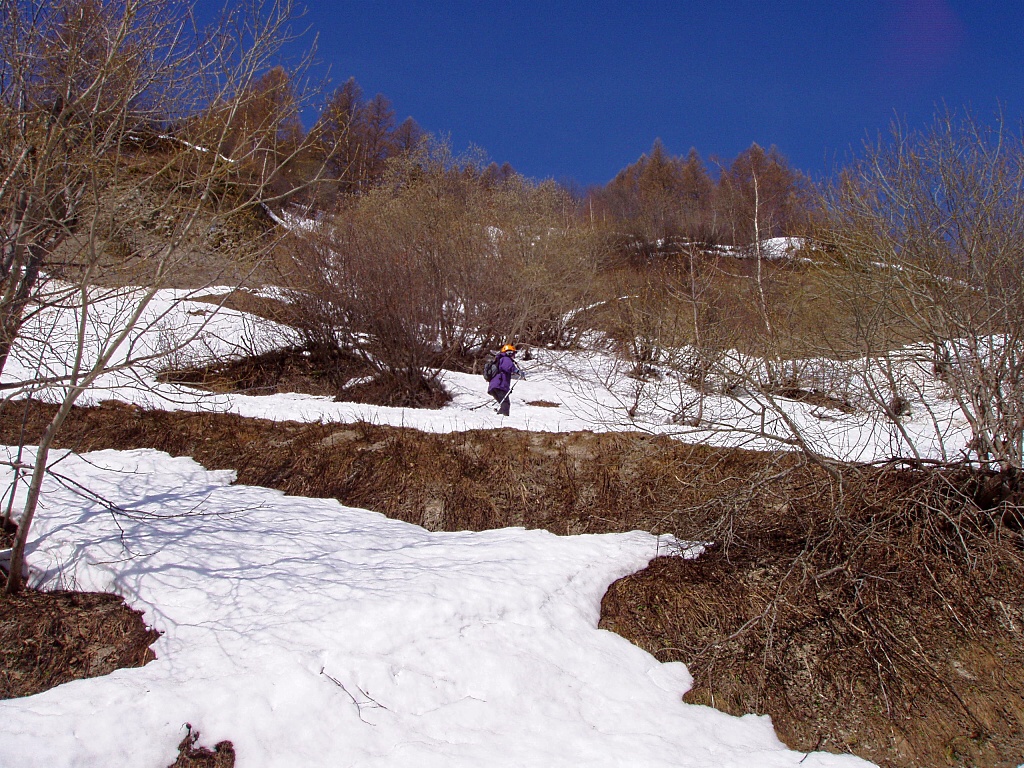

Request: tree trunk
left=4, top=399, right=73, bottom=594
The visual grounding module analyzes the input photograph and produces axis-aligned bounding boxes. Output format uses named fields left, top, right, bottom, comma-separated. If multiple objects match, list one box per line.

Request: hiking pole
left=494, top=378, right=522, bottom=413
left=468, top=380, right=521, bottom=412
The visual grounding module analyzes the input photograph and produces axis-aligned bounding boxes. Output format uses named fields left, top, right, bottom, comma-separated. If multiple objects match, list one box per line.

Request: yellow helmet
left=500, top=344, right=516, bottom=354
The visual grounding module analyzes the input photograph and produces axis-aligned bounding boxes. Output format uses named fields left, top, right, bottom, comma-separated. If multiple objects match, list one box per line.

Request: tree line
left=178, top=63, right=813, bottom=254
left=587, top=139, right=809, bottom=252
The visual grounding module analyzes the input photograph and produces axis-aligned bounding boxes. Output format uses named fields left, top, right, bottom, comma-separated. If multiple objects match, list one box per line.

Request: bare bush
left=285, top=141, right=602, bottom=402
left=592, top=112, right=1024, bottom=475
left=819, top=110, right=1024, bottom=473
left=483, top=176, right=602, bottom=348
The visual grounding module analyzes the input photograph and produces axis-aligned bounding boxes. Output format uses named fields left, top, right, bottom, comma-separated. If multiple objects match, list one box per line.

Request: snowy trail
left=0, top=447, right=872, bottom=767
left=1, top=287, right=971, bottom=464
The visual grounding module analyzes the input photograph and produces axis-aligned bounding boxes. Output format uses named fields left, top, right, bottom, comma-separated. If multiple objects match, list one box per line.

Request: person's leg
left=491, top=388, right=510, bottom=415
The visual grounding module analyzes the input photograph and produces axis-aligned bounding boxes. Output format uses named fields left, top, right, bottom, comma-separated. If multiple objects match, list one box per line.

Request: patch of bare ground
left=0, top=574, right=236, bottom=766
left=161, top=346, right=359, bottom=398
left=170, top=728, right=235, bottom=768
left=768, top=386, right=856, bottom=413
left=4, top=505, right=162, bottom=705
left=0, top=587, right=159, bottom=699
left=189, top=290, right=295, bottom=325
left=161, top=346, right=452, bottom=409
left=601, top=466, right=1024, bottom=768
left=0, top=399, right=1022, bottom=767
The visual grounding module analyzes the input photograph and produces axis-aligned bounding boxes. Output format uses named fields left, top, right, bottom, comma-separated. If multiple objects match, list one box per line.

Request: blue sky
left=200, top=1, right=1024, bottom=186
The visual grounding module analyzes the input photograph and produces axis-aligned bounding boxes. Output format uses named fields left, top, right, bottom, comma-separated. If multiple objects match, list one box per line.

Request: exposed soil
left=161, top=346, right=360, bottom=399
left=0, top=399, right=772, bottom=535
left=0, top=570, right=230, bottom=767
left=161, top=346, right=452, bottom=409
left=170, top=728, right=236, bottom=768
left=601, top=549, right=1024, bottom=768
left=190, top=290, right=295, bottom=325
left=769, top=386, right=857, bottom=413
left=0, top=588, right=159, bottom=699
left=1, top=399, right=1022, bottom=768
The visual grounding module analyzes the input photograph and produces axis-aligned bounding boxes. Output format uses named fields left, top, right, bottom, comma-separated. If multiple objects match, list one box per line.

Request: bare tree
left=819, top=110, right=1024, bottom=474
left=619, top=111, right=1024, bottom=476
left=715, top=143, right=808, bottom=247
left=285, top=139, right=601, bottom=404
left=1, top=0, right=323, bottom=593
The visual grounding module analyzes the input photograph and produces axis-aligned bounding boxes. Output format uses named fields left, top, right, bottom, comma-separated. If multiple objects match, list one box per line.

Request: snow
left=0, top=448, right=869, bottom=767
left=0, top=285, right=972, bottom=464
left=704, top=237, right=806, bottom=260
left=0, top=286, right=964, bottom=766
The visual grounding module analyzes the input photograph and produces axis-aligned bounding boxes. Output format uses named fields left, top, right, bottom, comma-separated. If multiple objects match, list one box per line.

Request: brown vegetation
left=0, top=588, right=158, bottom=699
left=170, top=728, right=235, bottom=768
left=816, top=111, right=1024, bottom=474
left=585, top=255, right=924, bottom=366
left=0, top=401, right=1022, bottom=767
left=601, top=464, right=1024, bottom=768
left=588, top=139, right=810, bottom=250
left=282, top=144, right=602, bottom=403
left=161, top=346, right=369, bottom=400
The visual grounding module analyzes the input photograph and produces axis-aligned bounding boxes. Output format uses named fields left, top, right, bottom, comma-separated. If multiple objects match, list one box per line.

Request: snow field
left=0, top=447, right=872, bottom=767
left=5, top=284, right=974, bottom=765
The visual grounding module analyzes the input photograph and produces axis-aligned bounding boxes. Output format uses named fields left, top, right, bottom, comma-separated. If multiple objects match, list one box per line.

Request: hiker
left=487, top=343, right=526, bottom=416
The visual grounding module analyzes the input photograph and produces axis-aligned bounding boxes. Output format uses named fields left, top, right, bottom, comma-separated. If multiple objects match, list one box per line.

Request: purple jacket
left=488, top=352, right=521, bottom=392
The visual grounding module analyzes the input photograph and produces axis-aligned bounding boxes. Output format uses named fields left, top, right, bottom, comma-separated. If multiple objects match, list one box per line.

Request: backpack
left=482, top=354, right=500, bottom=381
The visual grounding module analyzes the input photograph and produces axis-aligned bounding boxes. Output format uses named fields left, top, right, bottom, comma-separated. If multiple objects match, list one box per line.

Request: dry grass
left=162, top=345, right=452, bottom=409
left=170, top=728, right=235, bottom=768
left=601, top=463, right=1024, bottom=768
left=0, top=399, right=763, bottom=535
left=0, top=588, right=159, bottom=699
left=0, top=400, right=1022, bottom=767
left=160, top=346, right=362, bottom=399
left=0, top=579, right=233, bottom=767
left=586, top=256, right=928, bottom=361
left=189, top=290, right=295, bottom=325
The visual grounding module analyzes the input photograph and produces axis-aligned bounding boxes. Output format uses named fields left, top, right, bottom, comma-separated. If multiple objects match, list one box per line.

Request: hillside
left=1, top=355, right=1022, bottom=767
left=1, top=101, right=1023, bottom=768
